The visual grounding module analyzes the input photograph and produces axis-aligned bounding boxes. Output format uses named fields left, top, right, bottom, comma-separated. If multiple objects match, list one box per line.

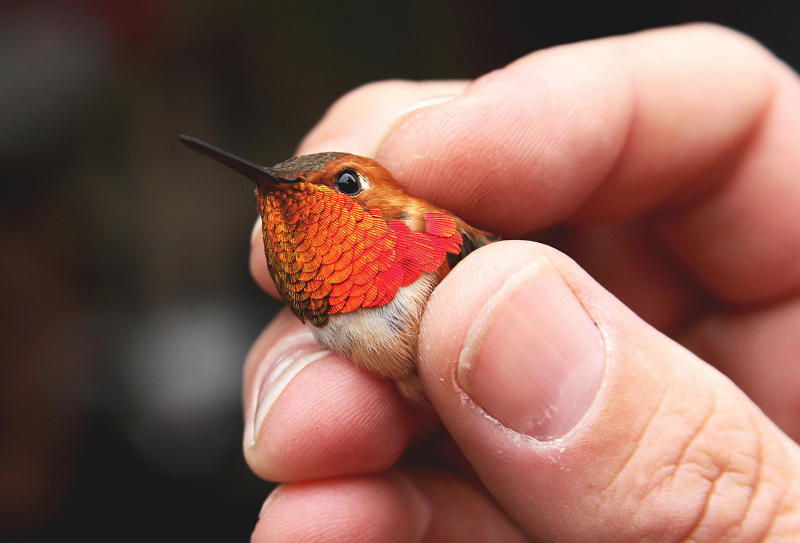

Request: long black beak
left=177, top=135, right=293, bottom=185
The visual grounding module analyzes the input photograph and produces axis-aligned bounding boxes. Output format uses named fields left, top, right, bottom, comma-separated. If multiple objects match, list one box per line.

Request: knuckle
left=653, top=401, right=782, bottom=541
left=677, top=22, right=777, bottom=62
left=604, top=388, right=787, bottom=542
left=681, top=21, right=748, bottom=40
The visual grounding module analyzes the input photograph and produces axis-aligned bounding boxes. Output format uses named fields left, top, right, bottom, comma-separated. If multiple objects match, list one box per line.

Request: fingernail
left=259, top=486, right=283, bottom=518
left=251, top=217, right=262, bottom=244
left=371, top=95, right=457, bottom=156
left=458, top=258, right=605, bottom=440
left=250, top=333, right=329, bottom=445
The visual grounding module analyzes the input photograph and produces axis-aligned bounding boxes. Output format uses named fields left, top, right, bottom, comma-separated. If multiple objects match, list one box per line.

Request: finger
left=249, top=81, right=469, bottom=298
left=418, top=240, right=800, bottom=540
left=252, top=470, right=527, bottom=543
left=242, top=310, right=413, bottom=481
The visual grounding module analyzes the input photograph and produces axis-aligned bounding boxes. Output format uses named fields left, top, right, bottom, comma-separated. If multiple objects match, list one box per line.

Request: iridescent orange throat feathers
left=260, top=180, right=462, bottom=326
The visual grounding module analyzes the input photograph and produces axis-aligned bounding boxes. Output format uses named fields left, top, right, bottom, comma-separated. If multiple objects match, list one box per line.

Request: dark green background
left=2, top=1, right=797, bottom=540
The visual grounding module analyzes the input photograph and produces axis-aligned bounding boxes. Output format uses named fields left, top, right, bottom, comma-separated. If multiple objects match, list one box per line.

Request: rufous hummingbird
left=179, top=135, right=496, bottom=399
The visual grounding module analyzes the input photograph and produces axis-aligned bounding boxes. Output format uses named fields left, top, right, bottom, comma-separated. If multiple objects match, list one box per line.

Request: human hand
left=244, top=24, right=800, bottom=541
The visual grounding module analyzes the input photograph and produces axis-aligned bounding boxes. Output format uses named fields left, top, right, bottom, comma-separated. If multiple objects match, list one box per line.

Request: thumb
left=418, top=241, right=800, bottom=541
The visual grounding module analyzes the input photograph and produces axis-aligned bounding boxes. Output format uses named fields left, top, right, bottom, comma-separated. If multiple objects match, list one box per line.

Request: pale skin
left=243, top=24, right=800, bottom=541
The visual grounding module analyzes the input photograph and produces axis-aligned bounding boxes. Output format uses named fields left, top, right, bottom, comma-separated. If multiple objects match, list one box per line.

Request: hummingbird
left=179, top=135, right=496, bottom=399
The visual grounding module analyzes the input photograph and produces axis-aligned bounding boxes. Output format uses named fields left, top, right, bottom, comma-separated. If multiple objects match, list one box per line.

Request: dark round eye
left=333, top=169, right=363, bottom=195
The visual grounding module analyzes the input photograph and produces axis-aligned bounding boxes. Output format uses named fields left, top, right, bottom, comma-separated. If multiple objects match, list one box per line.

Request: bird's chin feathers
left=310, top=273, right=438, bottom=379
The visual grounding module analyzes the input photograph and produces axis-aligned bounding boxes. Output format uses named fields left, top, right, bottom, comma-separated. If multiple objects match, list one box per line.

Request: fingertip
left=244, top=351, right=412, bottom=482
left=419, top=241, right=561, bottom=397
left=250, top=222, right=280, bottom=298
left=420, top=241, right=608, bottom=439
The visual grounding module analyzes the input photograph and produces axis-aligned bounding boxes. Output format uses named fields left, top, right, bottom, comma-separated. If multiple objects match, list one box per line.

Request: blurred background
left=1, top=1, right=797, bottom=540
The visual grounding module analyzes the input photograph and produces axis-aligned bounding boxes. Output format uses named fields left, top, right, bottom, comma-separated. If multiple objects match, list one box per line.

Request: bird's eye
left=333, top=169, right=363, bottom=195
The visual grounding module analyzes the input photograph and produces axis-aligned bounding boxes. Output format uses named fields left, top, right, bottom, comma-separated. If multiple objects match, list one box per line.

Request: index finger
left=254, top=24, right=800, bottom=304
